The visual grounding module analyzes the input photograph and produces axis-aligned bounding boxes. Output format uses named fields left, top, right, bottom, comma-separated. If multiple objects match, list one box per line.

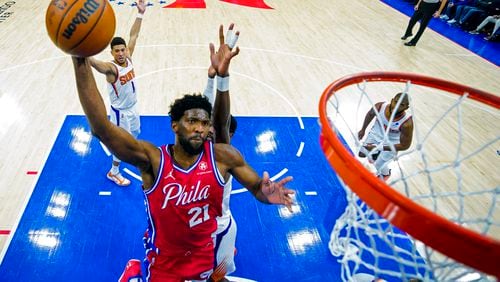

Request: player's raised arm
left=210, top=24, right=240, bottom=144
left=71, top=57, right=152, bottom=168
left=88, top=57, right=117, bottom=83
left=127, top=0, right=146, bottom=57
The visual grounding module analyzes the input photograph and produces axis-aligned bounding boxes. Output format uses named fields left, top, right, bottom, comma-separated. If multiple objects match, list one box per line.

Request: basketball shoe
left=107, top=171, right=131, bottom=186
left=377, top=169, right=391, bottom=182
left=118, top=259, right=143, bottom=282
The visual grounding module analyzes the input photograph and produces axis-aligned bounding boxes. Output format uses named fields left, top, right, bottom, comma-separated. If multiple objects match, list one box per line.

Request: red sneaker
left=377, top=169, right=391, bottom=182
left=118, top=259, right=142, bottom=282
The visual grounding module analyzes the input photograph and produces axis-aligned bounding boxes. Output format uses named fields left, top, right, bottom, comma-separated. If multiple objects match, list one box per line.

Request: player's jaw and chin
left=179, top=134, right=206, bottom=155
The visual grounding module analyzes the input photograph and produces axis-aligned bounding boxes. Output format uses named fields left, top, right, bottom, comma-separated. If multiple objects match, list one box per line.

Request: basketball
left=45, top=0, right=116, bottom=57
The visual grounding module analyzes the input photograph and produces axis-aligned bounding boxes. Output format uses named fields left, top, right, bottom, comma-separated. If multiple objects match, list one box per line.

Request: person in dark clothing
left=401, top=0, right=448, bottom=46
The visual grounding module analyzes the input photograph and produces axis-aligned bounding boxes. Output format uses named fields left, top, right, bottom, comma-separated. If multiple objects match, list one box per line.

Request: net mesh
left=322, top=77, right=499, bottom=282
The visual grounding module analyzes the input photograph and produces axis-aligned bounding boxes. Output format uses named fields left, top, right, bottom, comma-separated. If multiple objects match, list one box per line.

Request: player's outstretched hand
left=260, top=171, right=295, bottom=212
left=136, top=0, right=146, bottom=14
left=209, top=23, right=241, bottom=77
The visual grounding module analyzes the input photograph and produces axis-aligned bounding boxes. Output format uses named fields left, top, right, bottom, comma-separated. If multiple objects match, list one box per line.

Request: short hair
left=110, top=37, right=126, bottom=49
left=394, top=92, right=409, bottom=104
left=169, top=94, right=212, bottom=122
left=229, top=115, right=237, bottom=134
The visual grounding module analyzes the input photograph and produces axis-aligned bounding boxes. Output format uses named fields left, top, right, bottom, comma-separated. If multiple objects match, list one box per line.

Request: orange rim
left=318, top=71, right=500, bottom=278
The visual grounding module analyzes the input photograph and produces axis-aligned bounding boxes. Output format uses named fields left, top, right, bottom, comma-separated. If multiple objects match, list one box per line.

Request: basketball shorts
left=214, top=215, right=237, bottom=276
left=145, top=249, right=214, bottom=282
left=110, top=105, right=141, bottom=138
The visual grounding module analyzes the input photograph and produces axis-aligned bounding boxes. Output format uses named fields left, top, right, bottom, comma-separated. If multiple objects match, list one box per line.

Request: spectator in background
left=440, top=0, right=474, bottom=20
left=469, top=14, right=500, bottom=39
left=448, top=0, right=500, bottom=30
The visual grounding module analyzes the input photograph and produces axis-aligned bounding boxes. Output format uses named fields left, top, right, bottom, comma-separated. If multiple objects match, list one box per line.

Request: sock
left=110, top=163, right=120, bottom=175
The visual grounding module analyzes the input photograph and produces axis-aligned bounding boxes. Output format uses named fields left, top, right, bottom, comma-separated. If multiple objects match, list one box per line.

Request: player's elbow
left=399, top=143, right=411, bottom=151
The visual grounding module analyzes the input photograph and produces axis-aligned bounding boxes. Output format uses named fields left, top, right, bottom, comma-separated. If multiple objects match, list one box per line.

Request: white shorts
left=361, top=134, right=396, bottom=176
left=110, top=105, right=141, bottom=138
left=214, top=215, right=237, bottom=276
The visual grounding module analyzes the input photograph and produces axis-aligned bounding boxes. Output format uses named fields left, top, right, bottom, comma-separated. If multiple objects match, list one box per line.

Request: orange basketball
left=45, top=0, right=116, bottom=57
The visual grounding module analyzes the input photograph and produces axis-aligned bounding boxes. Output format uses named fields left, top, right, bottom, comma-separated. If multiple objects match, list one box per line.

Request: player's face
left=391, top=96, right=409, bottom=115
left=111, top=44, right=127, bottom=65
left=175, top=109, right=211, bottom=155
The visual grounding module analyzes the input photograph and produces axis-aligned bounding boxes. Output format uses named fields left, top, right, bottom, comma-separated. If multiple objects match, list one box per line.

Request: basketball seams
left=54, top=0, right=80, bottom=46
left=68, top=0, right=108, bottom=54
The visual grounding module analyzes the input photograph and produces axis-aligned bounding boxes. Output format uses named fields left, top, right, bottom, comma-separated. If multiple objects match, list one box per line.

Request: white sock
left=110, top=163, right=120, bottom=175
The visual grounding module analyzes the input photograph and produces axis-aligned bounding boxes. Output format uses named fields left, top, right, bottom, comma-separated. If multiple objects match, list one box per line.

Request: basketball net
left=318, top=72, right=500, bottom=281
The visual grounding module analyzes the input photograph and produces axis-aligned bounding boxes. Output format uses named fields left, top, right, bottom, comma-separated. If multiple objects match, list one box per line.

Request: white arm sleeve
left=203, top=76, right=215, bottom=106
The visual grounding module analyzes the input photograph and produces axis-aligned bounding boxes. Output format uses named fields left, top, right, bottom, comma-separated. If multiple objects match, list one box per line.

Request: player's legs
left=359, top=134, right=381, bottom=163
left=213, top=216, right=237, bottom=280
left=373, top=151, right=396, bottom=180
left=107, top=107, right=131, bottom=186
left=128, top=107, right=141, bottom=138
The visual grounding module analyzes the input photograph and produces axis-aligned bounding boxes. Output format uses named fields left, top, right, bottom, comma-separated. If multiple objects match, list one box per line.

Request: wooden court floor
left=0, top=0, right=498, bottom=278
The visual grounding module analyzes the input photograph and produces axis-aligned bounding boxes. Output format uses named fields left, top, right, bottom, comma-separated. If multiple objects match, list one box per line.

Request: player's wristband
left=137, top=13, right=144, bottom=19
left=217, top=75, right=229, bottom=92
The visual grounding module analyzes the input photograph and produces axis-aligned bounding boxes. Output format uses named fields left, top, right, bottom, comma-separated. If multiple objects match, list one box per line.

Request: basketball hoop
left=318, top=72, right=500, bottom=280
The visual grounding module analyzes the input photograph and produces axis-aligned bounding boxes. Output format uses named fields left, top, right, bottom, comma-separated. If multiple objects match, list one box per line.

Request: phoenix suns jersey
left=107, top=58, right=137, bottom=110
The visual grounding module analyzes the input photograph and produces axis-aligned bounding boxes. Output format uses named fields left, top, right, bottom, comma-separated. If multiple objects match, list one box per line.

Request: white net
left=323, top=77, right=499, bottom=281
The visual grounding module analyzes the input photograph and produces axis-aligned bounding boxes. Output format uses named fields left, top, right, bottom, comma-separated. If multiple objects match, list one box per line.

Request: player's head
left=391, top=92, right=410, bottom=116
left=110, top=37, right=127, bottom=65
left=169, top=94, right=213, bottom=155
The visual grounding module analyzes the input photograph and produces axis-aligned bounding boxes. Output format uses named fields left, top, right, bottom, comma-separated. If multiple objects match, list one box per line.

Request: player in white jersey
left=88, top=0, right=146, bottom=186
left=201, top=25, right=240, bottom=282
left=358, top=92, right=414, bottom=181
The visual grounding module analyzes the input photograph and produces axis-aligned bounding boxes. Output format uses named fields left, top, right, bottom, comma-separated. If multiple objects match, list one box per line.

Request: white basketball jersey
left=369, top=102, right=412, bottom=144
left=216, top=175, right=233, bottom=233
left=107, top=58, right=137, bottom=110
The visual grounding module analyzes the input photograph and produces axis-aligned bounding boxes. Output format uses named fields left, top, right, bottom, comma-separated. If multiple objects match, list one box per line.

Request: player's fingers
left=219, top=24, right=224, bottom=46
left=228, top=34, right=239, bottom=50
left=277, top=176, right=293, bottom=186
left=262, top=171, right=270, bottom=182
left=231, top=46, right=240, bottom=57
left=225, top=23, right=235, bottom=44
left=209, top=43, right=215, bottom=56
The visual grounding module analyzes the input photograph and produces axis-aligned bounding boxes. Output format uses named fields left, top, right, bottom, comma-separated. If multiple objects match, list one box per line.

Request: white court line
left=232, top=71, right=305, bottom=130
left=231, top=188, right=248, bottom=195
left=225, top=277, right=258, bottom=282
left=442, top=53, right=477, bottom=57
left=0, top=55, right=68, bottom=73
left=100, top=141, right=111, bottom=156
left=305, top=191, right=318, bottom=196
left=133, top=43, right=367, bottom=72
left=99, top=191, right=112, bottom=196
left=231, top=168, right=289, bottom=195
left=296, top=142, right=305, bottom=157
left=124, top=168, right=142, bottom=181
left=270, top=168, right=288, bottom=181
left=137, top=66, right=305, bottom=130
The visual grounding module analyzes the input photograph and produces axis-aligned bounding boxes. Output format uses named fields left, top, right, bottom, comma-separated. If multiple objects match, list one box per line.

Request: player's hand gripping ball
left=46, top=0, right=116, bottom=57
